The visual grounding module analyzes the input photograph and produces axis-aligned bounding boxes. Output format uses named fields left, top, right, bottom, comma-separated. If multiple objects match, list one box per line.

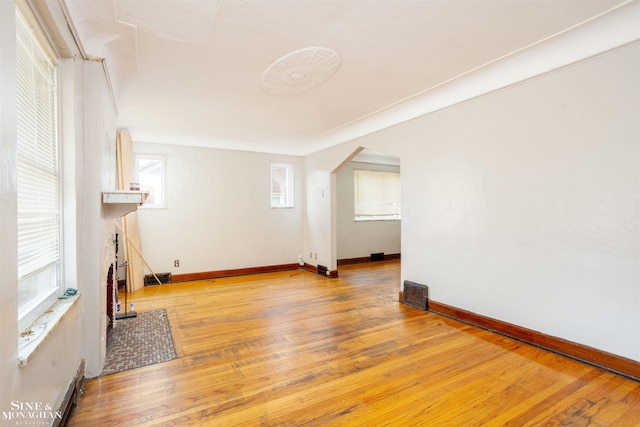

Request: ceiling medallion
left=261, top=47, right=341, bottom=96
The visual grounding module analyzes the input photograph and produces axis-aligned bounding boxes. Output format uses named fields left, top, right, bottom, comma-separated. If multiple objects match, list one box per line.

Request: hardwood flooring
left=69, top=261, right=640, bottom=426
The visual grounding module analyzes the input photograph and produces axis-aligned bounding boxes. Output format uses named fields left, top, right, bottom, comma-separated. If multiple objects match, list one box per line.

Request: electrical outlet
left=174, top=260, right=180, bottom=268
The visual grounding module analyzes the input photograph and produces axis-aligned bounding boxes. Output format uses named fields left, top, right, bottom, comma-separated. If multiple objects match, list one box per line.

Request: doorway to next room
left=334, top=148, right=401, bottom=272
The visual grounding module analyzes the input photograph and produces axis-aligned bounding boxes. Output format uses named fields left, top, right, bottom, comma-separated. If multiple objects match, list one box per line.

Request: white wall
left=336, top=161, right=401, bottom=260
left=0, top=0, right=22, bottom=412
left=304, top=143, right=363, bottom=271
left=80, top=61, right=118, bottom=377
left=353, top=43, right=640, bottom=361
left=134, top=143, right=304, bottom=276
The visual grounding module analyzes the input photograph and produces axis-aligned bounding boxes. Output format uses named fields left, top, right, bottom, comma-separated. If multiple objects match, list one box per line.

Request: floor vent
left=144, top=272, right=171, bottom=285
left=317, top=265, right=328, bottom=276
left=402, top=281, right=428, bottom=310
left=371, top=252, right=384, bottom=262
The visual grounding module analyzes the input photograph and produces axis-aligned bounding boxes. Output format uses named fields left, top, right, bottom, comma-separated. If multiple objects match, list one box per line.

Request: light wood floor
left=69, top=261, right=640, bottom=426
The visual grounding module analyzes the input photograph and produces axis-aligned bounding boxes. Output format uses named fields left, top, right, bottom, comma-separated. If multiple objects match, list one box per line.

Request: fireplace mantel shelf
left=102, top=191, right=149, bottom=218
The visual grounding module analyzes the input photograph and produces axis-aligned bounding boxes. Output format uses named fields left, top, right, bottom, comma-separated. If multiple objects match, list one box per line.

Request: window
left=271, top=163, right=293, bottom=208
left=135, top=154, right=165, bottom=208
left=16, top=5, right=61, bottom=328
left=354, top=169, right=401, bottom=221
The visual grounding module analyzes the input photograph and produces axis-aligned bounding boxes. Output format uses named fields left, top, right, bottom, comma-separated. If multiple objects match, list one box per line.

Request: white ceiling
left=64, top=0, right=628, bottom=155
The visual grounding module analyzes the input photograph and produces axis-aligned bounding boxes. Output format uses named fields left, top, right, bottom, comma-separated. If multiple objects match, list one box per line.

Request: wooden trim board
left=172, top=263, right=301, bottom=282
left=398, top=292, right=640, bottom=382
left=338, top=253, right=401, bottom=266
left=173, top=263, right=339, bottom=282
left=303, top=263, right=338, bottom=277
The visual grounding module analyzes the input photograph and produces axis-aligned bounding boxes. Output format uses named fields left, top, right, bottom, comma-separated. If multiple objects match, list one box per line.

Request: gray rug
left=102, top=309, right=177, bottom=376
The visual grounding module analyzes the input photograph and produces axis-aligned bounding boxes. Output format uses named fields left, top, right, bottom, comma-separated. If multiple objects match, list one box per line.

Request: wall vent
left=144, top=272, right=171, bottom=285
left=317, top=265, right=328, bottom=276
left=371, top=252, right=384, bottom=262
left=402, top=281, right=428, bottom=310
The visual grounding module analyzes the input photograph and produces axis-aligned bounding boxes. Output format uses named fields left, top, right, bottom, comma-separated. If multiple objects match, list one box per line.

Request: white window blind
left=16, top=6, right=60, bottom=322
left=271, top=163, right=293, bottom=208
left=354, top=169, right=401, bottom=221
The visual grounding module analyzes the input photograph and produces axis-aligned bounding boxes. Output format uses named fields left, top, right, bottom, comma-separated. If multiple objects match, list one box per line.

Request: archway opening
left=331, top=148, right=401, bottom=275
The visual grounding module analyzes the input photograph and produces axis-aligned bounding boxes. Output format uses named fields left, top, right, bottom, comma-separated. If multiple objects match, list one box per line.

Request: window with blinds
left=16, top=6, right=60, bottom=326
left=354, top=169, right=401, bottom=221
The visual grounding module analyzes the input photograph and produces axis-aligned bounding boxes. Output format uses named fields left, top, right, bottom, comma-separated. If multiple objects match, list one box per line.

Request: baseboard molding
left=172, top=263, right=300, bottom=282
left=337, top=253, right=401, bottom=266
left=304, top=263, right=318, bottom=274
left=53, top=359, right=85, bottom=427
left=398, top=292, right=640, bottom=382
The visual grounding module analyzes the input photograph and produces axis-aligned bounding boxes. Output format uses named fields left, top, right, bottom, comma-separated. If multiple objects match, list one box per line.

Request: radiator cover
left=402, top=280, right=428, bottom=310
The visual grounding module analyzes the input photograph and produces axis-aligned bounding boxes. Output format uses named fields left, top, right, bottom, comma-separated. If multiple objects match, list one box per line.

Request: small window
left=271, top=163, right=293, bottom=208
left=135, top=155, right=165, bottom=208
left=354, top=169, right=401, bottom=221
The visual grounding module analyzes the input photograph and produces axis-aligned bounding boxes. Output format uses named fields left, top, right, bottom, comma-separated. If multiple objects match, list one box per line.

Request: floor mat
left=102, top=309, right=177, bottom=376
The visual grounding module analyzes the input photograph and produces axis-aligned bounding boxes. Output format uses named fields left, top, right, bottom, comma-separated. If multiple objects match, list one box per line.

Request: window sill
left=18, top=293, right=80, bottom=367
